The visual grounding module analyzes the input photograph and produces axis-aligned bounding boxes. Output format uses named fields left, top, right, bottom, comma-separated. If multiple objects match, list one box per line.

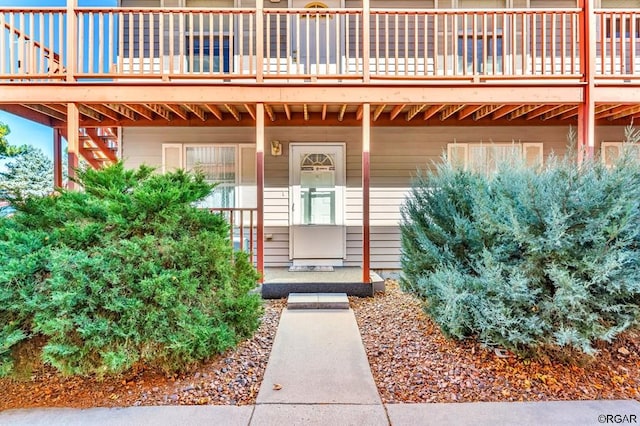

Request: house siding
left=122, top=125, right=629, bottom=271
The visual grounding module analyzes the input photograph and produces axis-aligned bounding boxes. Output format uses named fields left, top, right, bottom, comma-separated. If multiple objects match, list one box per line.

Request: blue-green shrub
left=401, top=151, right=640, bottom=358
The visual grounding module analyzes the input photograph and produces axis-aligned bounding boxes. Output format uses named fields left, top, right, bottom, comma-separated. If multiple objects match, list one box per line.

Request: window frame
left=163, top=143, right=255, bottom=209
left=601, top=141, right=640, bottom=167
left=447, top=141, right=543, bottom=174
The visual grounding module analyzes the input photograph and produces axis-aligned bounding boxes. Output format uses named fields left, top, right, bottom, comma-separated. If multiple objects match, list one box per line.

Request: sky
left=0, top=0, right=117, bottom=161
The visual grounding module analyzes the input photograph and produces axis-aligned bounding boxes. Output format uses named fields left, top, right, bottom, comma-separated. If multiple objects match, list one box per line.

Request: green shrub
left=401, top=149, right=640, bottom=358
left=0, top=163, right=261, bottom=376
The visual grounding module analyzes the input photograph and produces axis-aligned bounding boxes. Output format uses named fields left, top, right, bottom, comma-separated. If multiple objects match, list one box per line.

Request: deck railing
left=1, top=6, right=638, bottom=82
left=595, top=10, right=640, bottom=80
left=208, top=207, right=258, bottom=264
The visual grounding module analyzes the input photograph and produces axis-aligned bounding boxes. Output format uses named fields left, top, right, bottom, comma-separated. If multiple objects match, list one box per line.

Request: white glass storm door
left=289, top=143, right=346, bottom=264
left=290, top=0, right=341, bottom=75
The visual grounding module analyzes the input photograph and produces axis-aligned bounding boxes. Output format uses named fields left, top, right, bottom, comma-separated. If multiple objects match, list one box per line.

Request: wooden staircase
left=61, top=127, right=119, bottom=169
left=79, top=127, right=118, bottom=169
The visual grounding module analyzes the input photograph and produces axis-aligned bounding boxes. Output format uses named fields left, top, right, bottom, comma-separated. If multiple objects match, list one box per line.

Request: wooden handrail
left=1, top=19, right=65, bottom=72
left=6, top=6, right=640, bottom=82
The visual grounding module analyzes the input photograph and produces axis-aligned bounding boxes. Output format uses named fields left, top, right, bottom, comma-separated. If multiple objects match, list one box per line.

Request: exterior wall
left=122, top=124, right=632, bottom=271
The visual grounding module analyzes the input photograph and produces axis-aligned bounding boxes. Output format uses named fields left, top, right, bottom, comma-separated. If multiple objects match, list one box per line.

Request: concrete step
left=287, top=292, right=349, bottom=309
left=262, top=283, right=373, bottom=299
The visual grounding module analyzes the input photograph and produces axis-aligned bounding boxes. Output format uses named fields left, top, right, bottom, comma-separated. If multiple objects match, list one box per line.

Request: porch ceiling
left=2, top=102, right=639, bottom=129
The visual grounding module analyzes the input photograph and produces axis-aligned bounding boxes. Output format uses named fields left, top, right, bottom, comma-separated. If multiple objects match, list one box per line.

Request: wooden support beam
left=105, top=103, right=136, bottom=120
left=362, top=102, right=370, bottom=284
left=491, top=105, right=522, bottom=120
left=389, top=104, right=405, bottom=120
left=440, top=105, right=465, bottom=121
left=264, top=104, right=276, bottom=121
left=337, top=104, right=347, bottom=122
left=372, top=104, right=386, bottom=121
left=184, top=104, right=207, bottom=121
left=53, top=128, right=63, bottom=189
left=0, top=105, right=57, bottom=127
left=164, top=104, right=188, bottom=120
left=507, top=105, right=540, bottom=120
left=283, top=103, right=292, bottom=120
left=356, top=105, right=363, bottom=121
left=423, top=104, right=445, bottom=120
left=595, top=104, right=620, bottom=115
left=558, top=106, right=579, bottom=120
left=457, top=105, right=482, bottom=120
left=45, top=104, right=70, bottom=116
left=321, top=104, right=327, bottom=121
left=145, top=104, right=172, bottom=121
left=256, top=103, right=265, bottom=282
left=473, top=105, right=502, bottom=120
left=85, top=128, right=118, bottom=163
left=525, top=104, right=560, bottom=120
left=599, top=104, right=640, bottom=119
left=67, top=103, right=80, bottom=188
left=22, top=104, right=66, bottom=121
left=303, top=104, right=309, bottom=121
left=406, top=104, right=426, bottom=121
left=78, top=105, right=103, bottom=122
left=609, top=105, right=640, bottom=121
left=82, top=104, right=120, bottom=121
left=204, top=104, right=223, bottom=120
left=244, top=104, right=256, bottom=121
left=123, top=104, right=154, bottom=121
left=578, top=0, right=596, bottom=160
left=224, top=104, right=241, bottom=121
left=541, top=105, right=576, bottom=121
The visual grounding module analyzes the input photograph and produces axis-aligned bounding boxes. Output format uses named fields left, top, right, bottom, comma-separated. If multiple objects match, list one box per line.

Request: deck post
left=53, top=128, right=63, bottom=189
left=66, top=103, right=79, bottom=189
left=256, top=0, right=264, bottom=83
left=66, top=0, right=77, bottom=82
left=362, top=0, right=370, bottom=83
left=577, top=0, right=595, bottom=161
left=256, top=103, right=265, bottom=283
left=362, top=103, right=371, bottom=283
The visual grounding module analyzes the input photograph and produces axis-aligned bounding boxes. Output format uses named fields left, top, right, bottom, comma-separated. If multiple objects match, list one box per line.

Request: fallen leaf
left=618, top=347, right=631, bottom=356
left=273, top=383, right=282, bottom=390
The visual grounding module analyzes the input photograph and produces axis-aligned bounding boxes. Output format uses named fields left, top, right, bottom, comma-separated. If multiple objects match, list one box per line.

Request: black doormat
left=288, top=266, right=335, bottom=272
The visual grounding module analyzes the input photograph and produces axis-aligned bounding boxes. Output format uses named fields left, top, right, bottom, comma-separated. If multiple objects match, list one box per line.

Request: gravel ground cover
left=0, top=299, right=285, bottom=410
left=351, top=281, right=640, bottom=403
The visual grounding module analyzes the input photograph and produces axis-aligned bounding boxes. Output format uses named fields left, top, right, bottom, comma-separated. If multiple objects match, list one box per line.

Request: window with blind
left=162, top=143, right=256, bottom=208
left=601, top=142, right=640, bottom=168
left=447, top=142, right=543, bottom=175
left=186, top=146, right=236, bottom=208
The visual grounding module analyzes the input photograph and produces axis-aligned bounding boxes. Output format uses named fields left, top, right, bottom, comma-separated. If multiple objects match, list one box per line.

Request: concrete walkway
left=252, top=306, right=388, bottom=424
left=1, top=302, right=639, bottom=426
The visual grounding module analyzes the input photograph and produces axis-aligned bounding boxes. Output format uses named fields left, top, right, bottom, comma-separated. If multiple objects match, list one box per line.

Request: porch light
left=271, top=140, right=283, bottom=156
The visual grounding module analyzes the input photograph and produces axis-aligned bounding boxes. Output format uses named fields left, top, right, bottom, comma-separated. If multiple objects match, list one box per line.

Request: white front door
left=290, top=143, right=345, bottom=264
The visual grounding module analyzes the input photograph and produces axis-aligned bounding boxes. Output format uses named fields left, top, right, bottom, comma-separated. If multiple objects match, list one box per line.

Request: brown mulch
left=2, top=283, right=639, bottom=410
left=0, top=299, right=285, bottom=410
left=350, top=280, right=640, bottom=404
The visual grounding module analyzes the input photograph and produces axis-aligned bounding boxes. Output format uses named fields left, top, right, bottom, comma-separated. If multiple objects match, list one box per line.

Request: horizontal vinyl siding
left=367, top=126, right=570, bottom=270
left=124, top=125, right=613, bottom=271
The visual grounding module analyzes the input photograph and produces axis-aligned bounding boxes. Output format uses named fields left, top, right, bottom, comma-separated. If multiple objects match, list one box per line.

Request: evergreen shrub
left=401, top=147, right=640, bottom=358
left=0, top=163, right=261, bottom=376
